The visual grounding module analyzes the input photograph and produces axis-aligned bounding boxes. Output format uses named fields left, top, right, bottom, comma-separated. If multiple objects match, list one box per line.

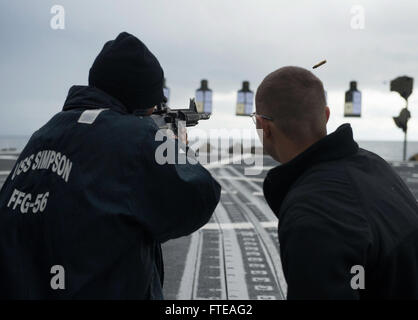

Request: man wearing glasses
left=251, top=112, right=273, bottom=124
left=256, top=66, right=418, bottom=299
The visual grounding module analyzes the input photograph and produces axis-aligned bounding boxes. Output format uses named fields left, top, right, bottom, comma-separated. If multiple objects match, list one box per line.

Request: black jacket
left=263, top=124, right=418, bottom=299
left=0, top=85, right=221, bottom=299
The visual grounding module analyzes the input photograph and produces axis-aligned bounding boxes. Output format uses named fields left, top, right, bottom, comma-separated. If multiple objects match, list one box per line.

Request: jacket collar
left=62, top=85, right=129, bottom=114
left=263, top=123, right=359, bottom=219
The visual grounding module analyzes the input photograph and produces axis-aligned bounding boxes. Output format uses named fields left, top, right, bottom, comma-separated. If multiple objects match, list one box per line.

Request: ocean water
left=357, top=141, right=418, bottom=162
left=0, top=136, right=29, bottom=153
left=1, top=135, right=418, bottom=162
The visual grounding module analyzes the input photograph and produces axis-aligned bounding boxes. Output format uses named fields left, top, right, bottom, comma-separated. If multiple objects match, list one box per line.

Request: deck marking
left=177, top=231, right=201, bottom=299
left=0, top=155, right=18, bottom=160
left=215, top=168, right=287, bottom=299
left=212, top=212, right=227, bottom=300
left=215, top=176, right=264, bottom=183
left=215, top=202, right=250, bottom=300
left=225, top=166, right=278, bottom=221
left=191, top=230, right=204, bottom=299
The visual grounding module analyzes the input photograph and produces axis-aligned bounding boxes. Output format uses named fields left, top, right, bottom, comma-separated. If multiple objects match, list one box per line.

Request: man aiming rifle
left=0, top=32, right=221, bottom=299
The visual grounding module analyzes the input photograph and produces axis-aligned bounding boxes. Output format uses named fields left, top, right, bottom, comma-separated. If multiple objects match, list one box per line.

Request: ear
left=325, top=106, right=330, bottom=123
left=260, top=118, right=272, bottom=140
left=146, top=106, right=157, bottom=116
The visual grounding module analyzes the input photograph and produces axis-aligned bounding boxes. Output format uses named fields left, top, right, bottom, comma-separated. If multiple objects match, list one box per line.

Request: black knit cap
left=88, top=32, right=164, bottom=112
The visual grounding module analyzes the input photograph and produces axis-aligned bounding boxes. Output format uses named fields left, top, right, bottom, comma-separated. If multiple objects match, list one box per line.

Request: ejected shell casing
left=313, top=60, right=327, bottom=69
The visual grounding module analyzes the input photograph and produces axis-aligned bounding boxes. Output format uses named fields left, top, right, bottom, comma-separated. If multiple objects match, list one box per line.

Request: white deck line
left=0, top=155, right=18, bottom=160
left=216, top=167, right=287, bottom=298
left=215, top=202, right=250, bottom=300
left=201, top=221, right=277, bottom=230
left=191, top=230, right=204, bottom=300
left=212, top=211, right=227, bottom=300
left=177, top=231, right=201, bottom=299
left=215, top=176, right=264, bottom=183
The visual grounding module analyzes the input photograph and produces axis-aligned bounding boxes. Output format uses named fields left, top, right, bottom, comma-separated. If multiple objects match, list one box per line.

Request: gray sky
left=0, top=0, right=417, bottom=140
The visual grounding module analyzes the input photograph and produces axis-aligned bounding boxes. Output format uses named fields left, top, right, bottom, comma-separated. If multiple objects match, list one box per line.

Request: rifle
left=151, top=98, right=210, bottom=135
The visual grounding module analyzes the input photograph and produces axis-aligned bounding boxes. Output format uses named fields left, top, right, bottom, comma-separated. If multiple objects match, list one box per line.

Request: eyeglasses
left=250, top=112, right=274, bottom=124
